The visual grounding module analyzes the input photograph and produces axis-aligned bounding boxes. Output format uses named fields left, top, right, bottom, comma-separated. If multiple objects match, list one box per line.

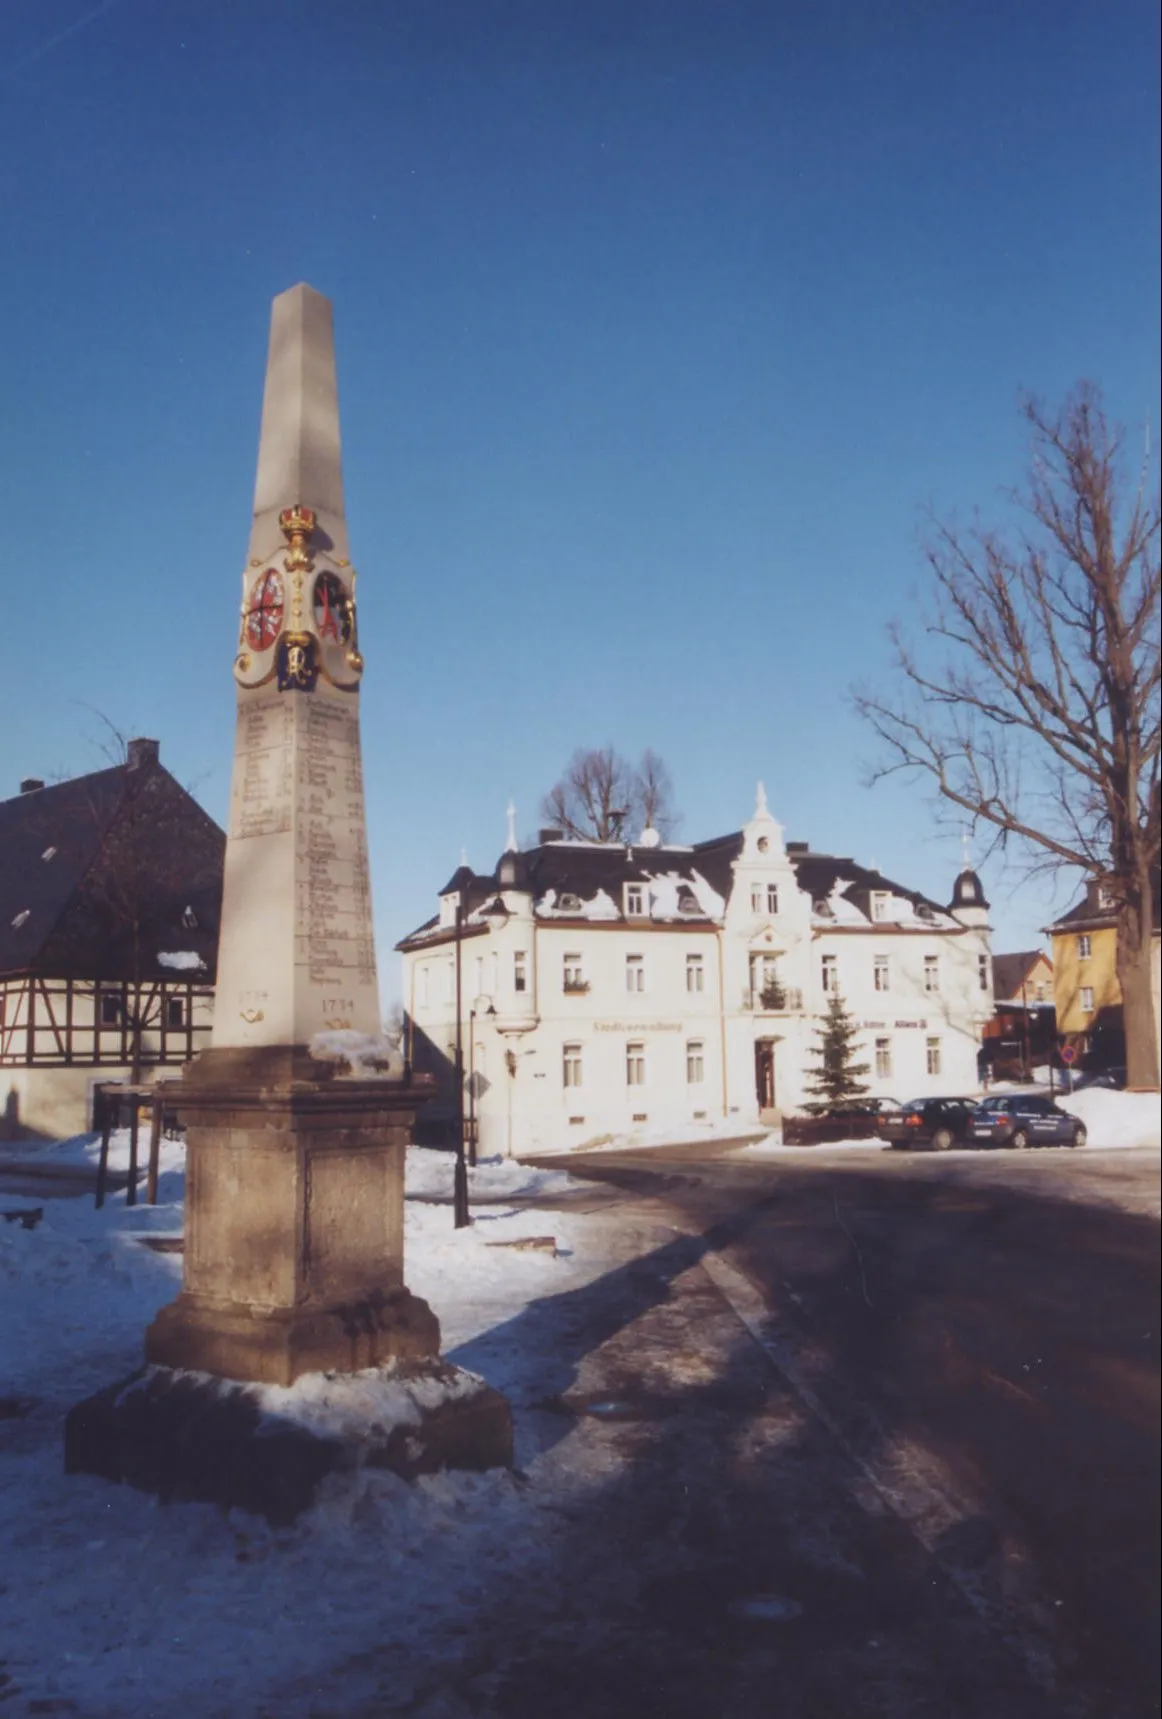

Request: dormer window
left=916, top=903, right=936, bottom=923
left=870, top=893, right=888, bottom=921
left=625, top=884, right=645, bottom=917
left=558, top=892, right=583, bottom=913
left=677, top=889, right=698, bottom=914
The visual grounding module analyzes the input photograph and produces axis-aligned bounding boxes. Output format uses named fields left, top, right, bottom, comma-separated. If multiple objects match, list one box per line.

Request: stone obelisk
left=145, top=284, right=439, bottom=1385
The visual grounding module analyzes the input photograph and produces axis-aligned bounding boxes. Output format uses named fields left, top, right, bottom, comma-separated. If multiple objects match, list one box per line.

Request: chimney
left=127, top=738, right=160, bottom=771
left=786, top=841, right=809, bottom=855
left=539, top=827, right=564, bottom=844
left=20, top=778, right=45, bottom=794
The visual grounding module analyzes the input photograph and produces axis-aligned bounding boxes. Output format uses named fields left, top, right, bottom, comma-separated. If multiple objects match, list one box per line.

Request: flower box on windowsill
left=562, top=980, right=590, bottom=994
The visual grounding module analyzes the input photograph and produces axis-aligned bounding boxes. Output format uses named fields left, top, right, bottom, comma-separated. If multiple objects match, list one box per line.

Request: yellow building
left=1049, top=880, right=1162, bottom=1079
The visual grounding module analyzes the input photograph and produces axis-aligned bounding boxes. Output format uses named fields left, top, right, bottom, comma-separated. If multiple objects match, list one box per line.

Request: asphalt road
left=492, top=1139, right=1161, bottom=1719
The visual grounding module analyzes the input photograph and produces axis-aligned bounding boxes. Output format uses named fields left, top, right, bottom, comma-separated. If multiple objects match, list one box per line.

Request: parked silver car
left=970, top=1094, right=1087, bottom=1149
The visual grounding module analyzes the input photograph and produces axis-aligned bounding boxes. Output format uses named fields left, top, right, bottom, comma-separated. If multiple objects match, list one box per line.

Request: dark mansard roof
left=399, top=831, right=961, bottom=949
left=0, top=748, right=225, bottom=982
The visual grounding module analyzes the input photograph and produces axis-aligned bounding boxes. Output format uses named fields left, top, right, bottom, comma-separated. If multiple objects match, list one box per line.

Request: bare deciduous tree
left=855, top=385, right=1160, bottom=1089
left=541, top=746, right=680, bottom=842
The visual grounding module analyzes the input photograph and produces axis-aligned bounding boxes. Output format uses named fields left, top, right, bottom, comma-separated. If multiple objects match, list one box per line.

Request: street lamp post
left=452, top=900, right=470, bottom=1228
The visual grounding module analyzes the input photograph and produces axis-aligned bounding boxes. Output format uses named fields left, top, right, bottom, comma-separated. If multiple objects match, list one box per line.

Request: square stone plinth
left=145, top=1049, right=439, bottom=1386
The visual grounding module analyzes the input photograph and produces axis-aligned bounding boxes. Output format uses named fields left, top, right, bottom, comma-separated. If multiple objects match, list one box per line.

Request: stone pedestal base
left=65, top=1360, right=514, bottom=1526
left=147, top=1285, right=439, bottom=1383
left=145, top=1047, right=440, bottom=1386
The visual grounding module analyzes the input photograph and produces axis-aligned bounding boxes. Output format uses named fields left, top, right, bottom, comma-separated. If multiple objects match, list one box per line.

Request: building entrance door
left=754, top=1039, right=776, bottom=1110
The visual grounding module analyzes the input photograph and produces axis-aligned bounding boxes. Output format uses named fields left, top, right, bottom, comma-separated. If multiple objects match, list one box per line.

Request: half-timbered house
left=0, top=739, right=224, bottom=1140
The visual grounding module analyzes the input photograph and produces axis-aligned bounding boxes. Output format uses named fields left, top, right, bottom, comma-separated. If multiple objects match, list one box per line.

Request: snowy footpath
left=0, top=1140, right=652, bottom=1718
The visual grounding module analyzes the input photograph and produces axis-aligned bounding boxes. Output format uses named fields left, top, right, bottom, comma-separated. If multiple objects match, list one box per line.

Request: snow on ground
left=0, top=1134, right=635, bottom=1718
left=405, top=1144, right=580, bottom=1203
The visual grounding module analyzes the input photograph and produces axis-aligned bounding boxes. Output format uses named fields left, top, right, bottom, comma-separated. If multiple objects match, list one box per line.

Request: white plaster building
left=397, top=789, right=993, bottom=1155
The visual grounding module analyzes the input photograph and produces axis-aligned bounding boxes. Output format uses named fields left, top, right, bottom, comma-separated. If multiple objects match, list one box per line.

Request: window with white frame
left=513, top=951, right=528, bottom=993
left=1077, top=934, right=1092, bottom=959
left=625, top=884, right=645, bottom=917
left=418, top=966, right=430, bottom=1007
left=871, top=893, right=888, bottom=921
left=686, top=1040, right=705, bottom=1084
left=563, top=952, right=585, bottom=992
left=873, top=954, right=890, bottom=993
left=821, top=953, right=838, bottom=994
left=766, top=883, right=779, bottom=914
left=626, top=954, right=645, bottom=993
left=562, top=1042, right=583, bottom=1087
left=924, top=955, right=940, bottom=994
left=926, top=1036, right=942, bottom=1075
left=978, top=954, right=990, bottom=991
left=875, top=1038, right=892, bottom=1079
left=1080, top=986, right=1095, bottom=1012
left=626, top=1041, right=646, bottom=1085
left=686, top=952, right=704, bottom=993
left=750, top=884, right=763, bottom=913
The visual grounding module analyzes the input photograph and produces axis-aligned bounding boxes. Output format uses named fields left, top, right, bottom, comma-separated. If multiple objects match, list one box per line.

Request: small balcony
left=742, top=986, right=803, bottom=1014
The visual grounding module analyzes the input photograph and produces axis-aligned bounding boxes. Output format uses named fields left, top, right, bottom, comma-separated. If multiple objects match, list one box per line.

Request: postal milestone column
left=215, top=281, right=377, bottom=1047
left=144, top=283, right=440, bottom=1385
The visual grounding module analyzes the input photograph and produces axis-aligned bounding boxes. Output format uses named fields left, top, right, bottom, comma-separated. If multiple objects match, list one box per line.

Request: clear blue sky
left=2, top=0, right=1158, bottom=1001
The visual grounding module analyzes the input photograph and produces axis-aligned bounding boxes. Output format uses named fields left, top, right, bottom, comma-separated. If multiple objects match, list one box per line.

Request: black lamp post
left=452, top=899, right=470, bottom=1228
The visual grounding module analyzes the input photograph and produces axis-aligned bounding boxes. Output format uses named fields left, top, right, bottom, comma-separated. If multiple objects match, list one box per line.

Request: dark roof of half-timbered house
left=0, top=744, right=225, bottom=981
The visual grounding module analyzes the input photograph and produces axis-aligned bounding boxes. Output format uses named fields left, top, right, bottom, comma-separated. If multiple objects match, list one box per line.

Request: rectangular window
left=686, top=953, right=704, bottom=993
left=821, top=954, right=837, bottom=994
left=626, top=1041, right=646, bottom=1086
left=686, top=1040, right=705, bottom=1084
left=563, top=953, right=585, bottom=992
left=766, top=884, right=779, bottom=914
left=1080, top=986, right=1095, bottom=1012
left=626, top=954, right=645, bottom=993
left=924, top=955, right=940, bottom=994
left=166, top=997, right=185, bottom=1029
left=750, top=885, right=763, bottom=913
left=99, top=990, right=120, bottom=1027
left=926, top=1036, right=942, bottom=1076
left=978, top=954, right=990, bottom=992
left=625, top=884, right=645, bottom=917
left=873, top=955, right=890, bottom=993
left=1077, top=934, right=1092, bottom=960
left=1035, top=983, right=1046, bottom=1001
left=513, top=952, right=528, bottom=993
left=875, top=1038, right=892, bottom=1079
left=562, top=1042, right=583, bottom=1087
left=871, top=893, right=888, bottom=921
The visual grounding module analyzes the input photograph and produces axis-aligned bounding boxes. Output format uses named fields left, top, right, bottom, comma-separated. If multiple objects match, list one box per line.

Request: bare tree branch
left=854, top=383, right=1160, bottom=1088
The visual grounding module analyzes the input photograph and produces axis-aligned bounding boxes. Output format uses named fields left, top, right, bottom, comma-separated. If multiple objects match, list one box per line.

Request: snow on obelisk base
left=65, top=286, right=511, bottom=1519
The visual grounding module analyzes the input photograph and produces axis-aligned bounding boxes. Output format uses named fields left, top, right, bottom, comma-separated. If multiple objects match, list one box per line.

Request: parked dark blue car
left=970, top=1094, right=1087, bottom=1149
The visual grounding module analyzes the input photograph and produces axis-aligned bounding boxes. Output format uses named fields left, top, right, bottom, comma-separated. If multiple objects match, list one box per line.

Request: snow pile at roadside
left=536, top=1115, right=770, bottom=1156
left=1056, top=1088, right=1162, bottom=1148
left=405, top=1145, right=580, bottom=1202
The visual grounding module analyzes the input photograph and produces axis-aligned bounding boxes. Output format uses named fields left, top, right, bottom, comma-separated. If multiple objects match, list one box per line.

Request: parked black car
left=880, top=1097, right=977, bottom=1150
left=969, top=1094, right=1087, bottom=1149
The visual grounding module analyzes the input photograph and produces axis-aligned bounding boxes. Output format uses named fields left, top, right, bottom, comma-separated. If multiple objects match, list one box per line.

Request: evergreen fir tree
left=802, top=994, right=870, bottom=1113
